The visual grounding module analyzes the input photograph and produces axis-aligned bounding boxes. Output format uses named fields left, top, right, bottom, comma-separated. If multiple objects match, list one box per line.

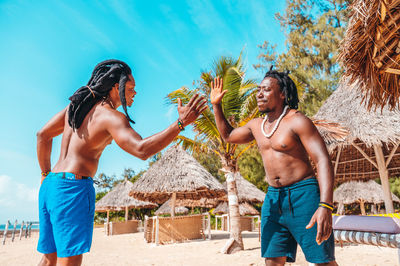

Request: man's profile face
left=124, top=74, right=136, bottom=107
left=256, top=77, right=285, bottom=113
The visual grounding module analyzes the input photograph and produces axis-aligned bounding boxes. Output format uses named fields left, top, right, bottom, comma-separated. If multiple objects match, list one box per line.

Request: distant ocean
left=0, top=222, right=39, bottom=231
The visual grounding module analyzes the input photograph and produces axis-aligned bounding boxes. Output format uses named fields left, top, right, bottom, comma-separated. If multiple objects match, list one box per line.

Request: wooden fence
left=1, top=220, right=38, bottom=245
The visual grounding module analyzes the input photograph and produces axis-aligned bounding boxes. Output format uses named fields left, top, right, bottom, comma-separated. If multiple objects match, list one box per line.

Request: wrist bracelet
left=41, top=171, right=50, bottom=177
left=177, top=119, right=185, bottom=131
left=319, top=202, right=334, bottom=211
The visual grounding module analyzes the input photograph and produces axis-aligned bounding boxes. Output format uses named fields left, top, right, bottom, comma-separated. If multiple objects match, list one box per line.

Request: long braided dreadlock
left=264, top=66, right=299, bottom=109
left=68, top=59, right=134, bottom=130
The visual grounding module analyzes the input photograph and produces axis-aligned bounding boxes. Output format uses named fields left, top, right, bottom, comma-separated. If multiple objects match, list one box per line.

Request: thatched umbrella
left=334, top=180, right=400, bottom=215
left=129, top=145, right=226, bottom=216
left=213, top=202, right=259, bottom=216
left=154, top=199, right=189, bottom=216
left=96, top=179, right=158, bottom=221
left=338, top=0, right=400, bottom=110
left=222, top=173, right=265, bottom=204
left=175, top=198, right=219, bottom=209
left=315, top=82, right=400, bottom=213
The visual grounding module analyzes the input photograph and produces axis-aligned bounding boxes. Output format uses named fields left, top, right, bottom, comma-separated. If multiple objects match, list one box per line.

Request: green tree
left=94, top=172, right=116, bottom=191
left=166, top=53, right=258, bottom=253
left=255, top=0, right=352, bottom=116
left=237, top=146, right=268, bottom=192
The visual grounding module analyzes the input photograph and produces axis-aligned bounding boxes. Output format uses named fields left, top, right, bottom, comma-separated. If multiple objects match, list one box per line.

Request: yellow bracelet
left=41, top=172, right=50, bottom=177
left=319, top=203, right=334, bottom=211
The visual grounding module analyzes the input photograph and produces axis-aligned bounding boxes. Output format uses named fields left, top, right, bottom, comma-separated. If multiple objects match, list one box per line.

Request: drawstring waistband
left=269, top=177, right=317, bottom=216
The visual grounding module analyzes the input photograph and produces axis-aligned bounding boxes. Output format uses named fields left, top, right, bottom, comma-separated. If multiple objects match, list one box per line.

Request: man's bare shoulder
left=286, top=109, right=316, bottom=134
left=95, top=103, right=130, bottom=126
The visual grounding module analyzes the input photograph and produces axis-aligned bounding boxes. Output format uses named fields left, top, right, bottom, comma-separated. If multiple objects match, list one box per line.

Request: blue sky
left=0, top=0, right=286, bottom=222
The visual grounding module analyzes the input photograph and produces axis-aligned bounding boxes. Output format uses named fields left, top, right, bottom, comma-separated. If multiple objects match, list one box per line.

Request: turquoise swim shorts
left=37, top=172, right=95, bottom=257
left=261, top=177, right=335, bottom=263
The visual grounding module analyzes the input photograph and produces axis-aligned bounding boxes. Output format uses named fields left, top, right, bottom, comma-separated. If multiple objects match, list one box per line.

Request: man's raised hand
left=210, top=77, right=227, bottom=105
left=177, top=94, right=208, bottom=127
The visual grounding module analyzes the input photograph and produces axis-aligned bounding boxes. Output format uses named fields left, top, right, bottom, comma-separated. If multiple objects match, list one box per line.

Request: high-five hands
left=210, top=77, right=227, bottom=105
left=177, top=94, right=208, bottom=127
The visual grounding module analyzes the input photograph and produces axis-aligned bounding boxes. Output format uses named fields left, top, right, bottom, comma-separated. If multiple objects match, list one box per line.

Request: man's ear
left=112, top=83, right=119, bottom=91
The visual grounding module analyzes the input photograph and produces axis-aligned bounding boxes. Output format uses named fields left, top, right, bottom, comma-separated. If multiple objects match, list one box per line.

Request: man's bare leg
left=38, top=252, right=57, bottom=266
left=265, top=256, right=286, bottom=266
left=57, top=255, right=83, bottom=266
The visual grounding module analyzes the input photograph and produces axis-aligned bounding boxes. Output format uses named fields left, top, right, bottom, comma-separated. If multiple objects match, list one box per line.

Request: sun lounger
left=332, top=215, right=400, bottom=263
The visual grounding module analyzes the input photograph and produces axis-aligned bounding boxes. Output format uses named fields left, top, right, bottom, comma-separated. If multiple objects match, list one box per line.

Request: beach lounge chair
left=332, top=215, right=400, bottom=263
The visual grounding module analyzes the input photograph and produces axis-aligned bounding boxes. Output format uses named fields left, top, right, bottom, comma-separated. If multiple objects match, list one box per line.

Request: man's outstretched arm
left=211, top=77, right=254, bottom=144
left=36, top=107, right=67, bottom=182
left=108, top=94, right=207, bottom=160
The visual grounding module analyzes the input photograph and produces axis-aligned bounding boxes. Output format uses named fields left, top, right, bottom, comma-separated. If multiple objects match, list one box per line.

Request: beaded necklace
left=261, top=105, right=289, bottom=138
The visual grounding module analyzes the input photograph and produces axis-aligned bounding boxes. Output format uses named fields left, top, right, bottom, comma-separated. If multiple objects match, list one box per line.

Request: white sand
left=0, top=229, right=398, bottom=265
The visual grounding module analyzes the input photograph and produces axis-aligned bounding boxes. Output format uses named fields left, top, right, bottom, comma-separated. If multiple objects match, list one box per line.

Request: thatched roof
left=333, top=180, right=400, bottom=204
left=315, top=83, right=400, bottom=183
left=95, top=180, right=158, bottom=212
left=312, top=119, right=349, bottom=147
left=213, top=202, right=259, bottom=216
left=175, top=198, right=219, bottom=208
left=339, top=0, right=400, bottom=110
left=315, top=83, right=400, bottom=148
left=154, top=199, right=189, bottom=215
left=129, top=145, right=226, bottom=204
left=222, top=173, right=266, bottom=204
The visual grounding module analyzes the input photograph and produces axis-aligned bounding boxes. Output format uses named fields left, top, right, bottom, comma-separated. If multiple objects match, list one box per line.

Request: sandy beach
left=0, top=228, right=398, bottom=265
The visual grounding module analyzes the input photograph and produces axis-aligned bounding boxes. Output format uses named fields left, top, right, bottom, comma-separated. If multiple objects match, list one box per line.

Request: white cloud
left=0, top=174, right=39, bottom=206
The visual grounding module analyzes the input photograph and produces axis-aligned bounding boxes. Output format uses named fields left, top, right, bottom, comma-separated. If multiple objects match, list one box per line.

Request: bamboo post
left=374, top=144, right=394, bottom=213
left=106, top=210, right=110, bottom=236
left=170, top=193, right=176, bottom=217
left=19, top=221, right=24, bottom=240
left=28, top=222, right=32, bottom=238
left=2, top=220, right=10, bottom=245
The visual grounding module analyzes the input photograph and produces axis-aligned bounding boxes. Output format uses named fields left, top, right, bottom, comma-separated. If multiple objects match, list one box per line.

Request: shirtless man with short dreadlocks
left=36, top=59, right=207, bottom=266
left=210, top=67, right=337, bottom=266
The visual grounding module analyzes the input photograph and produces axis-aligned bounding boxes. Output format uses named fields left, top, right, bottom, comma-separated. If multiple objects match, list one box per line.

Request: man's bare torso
left=52, top=102, right=115, bottom=177
left=249, top=110, right=314, bottom=187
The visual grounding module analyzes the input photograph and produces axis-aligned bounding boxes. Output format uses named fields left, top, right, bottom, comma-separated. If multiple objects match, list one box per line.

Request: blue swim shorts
left=37, top=172, right=96, bottom=257
left=261, top=177, right=335, bottom=264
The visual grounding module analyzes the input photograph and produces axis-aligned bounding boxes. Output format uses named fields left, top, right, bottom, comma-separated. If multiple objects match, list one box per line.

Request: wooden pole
left=374, top=144, right=394, bottom=213
left=170, top=193, right=176, bottom=217
left=125, top=206, right=129, bottom=221
left=19, top=221, right=24, bottom=240
left=207, top=213, right=211, bottom=240
left=2, top=220, right=9, bottom=245
left=360, top=200, right=366, bottom=215
left=11, top=220, right=17, bottom=242
left=106, top=210, right=110, bottom=236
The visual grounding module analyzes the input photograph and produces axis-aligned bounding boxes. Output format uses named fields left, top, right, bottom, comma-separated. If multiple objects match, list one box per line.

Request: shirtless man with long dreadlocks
left=210, top=68, right=337, bottom=266
left=36, top=59, right=207, bottom=266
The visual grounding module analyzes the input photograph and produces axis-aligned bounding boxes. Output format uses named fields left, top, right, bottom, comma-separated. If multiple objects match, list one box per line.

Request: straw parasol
left=222, top=173, right=265, bottom=204
left=154, top=199, right=189, bottom=216
left=334, top=180, right=400, bottom=215
left=338, top=0, right=400, bottom=110
left=175, top=198, right=220, bottom=209
left=315, top=82, right=400, bottom=213
left=213, top=202, right=259, bottom=216
left=96, top=179, right=158, bottom=221
left=130, top=145, right=226, bottom=216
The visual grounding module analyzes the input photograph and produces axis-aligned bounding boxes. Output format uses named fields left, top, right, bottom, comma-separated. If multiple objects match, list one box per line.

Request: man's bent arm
left=36, top=108, right=67, bottom=175
left=212, top=103, right=254, bottom=144
left=293, top=113, right=334, bottom=203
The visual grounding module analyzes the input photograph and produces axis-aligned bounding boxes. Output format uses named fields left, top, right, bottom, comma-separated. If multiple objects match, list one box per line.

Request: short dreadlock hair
left=264, top=66, right=299, bottom=109
left=68, top=59, right=134, bottom=130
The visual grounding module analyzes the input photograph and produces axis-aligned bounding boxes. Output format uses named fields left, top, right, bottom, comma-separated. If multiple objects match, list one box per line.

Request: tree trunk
left=221, top=171, right=243, bottom=254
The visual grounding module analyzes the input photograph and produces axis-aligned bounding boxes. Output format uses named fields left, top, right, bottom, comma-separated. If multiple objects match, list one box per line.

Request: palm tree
left=166, top=53, right=258, bottom=253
